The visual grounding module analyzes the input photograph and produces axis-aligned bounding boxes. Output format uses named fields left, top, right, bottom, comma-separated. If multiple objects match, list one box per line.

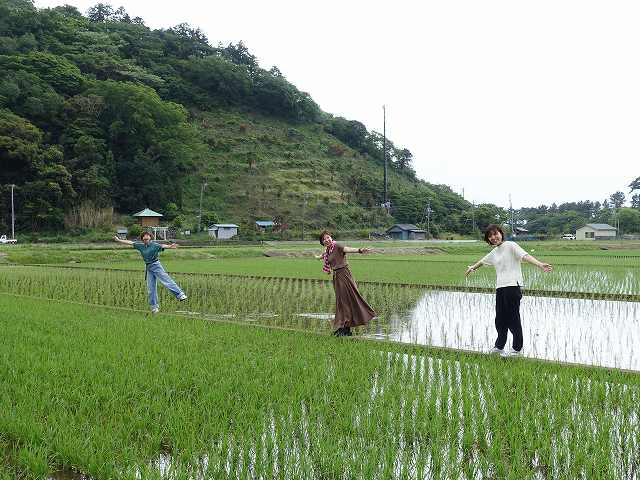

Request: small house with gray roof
left=576, top=223, right=617, bottom=240
left=208, top=224, right=239, bottom=240
left=386, top=224, right=427, bottom=240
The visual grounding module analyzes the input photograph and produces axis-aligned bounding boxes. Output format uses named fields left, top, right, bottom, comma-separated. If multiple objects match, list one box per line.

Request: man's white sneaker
left=501, top=348, right=523, bottom=357
left=488, top=347, right=503, bottom=354
left=178, top=294, right=187, bottom=301
left=151, top=307, right=159, bottom=314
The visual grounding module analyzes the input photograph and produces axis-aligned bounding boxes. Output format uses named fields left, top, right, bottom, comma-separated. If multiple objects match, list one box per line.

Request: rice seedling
left=0, top=266, right=422, bottom=334
left=2, top=294, right=640, bottom=479
left=1, top=265, right=638, bottom=369
left=53, top=253, right=639, bottom=296
left=1, top=243, right=639, bottom=479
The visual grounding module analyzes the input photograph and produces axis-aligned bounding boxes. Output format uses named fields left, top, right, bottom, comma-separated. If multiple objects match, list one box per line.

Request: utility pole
left=472, top=201, right=476, bottom=233
left=509, top=194, right=514, bottom=236
left=10, top=184, right=15, bottom=240
left=382, top=105, right=388, bottom=211
left=302, top=192, right=309, bottom=240
left=425, top=200, right=433, bottom=238
left=198, top=180, right=208, bottom=232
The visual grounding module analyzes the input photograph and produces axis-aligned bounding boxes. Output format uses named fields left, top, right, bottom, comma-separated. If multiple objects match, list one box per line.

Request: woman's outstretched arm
left=156, top=241, right=178, bottom=249
left=342, top=246, right=373, bottom=254
left=465, top=261, right=484, bottom=277
left=523, top=254, right=553, bottom=272
left=113, top=235, right=134, bottom=246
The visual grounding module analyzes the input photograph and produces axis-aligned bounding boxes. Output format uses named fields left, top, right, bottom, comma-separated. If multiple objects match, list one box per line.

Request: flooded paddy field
left=1, top=265, right=639, bottom=371
left=376, top=291, right=640, bottom=371
left=2, top=295, right=640, bottom=479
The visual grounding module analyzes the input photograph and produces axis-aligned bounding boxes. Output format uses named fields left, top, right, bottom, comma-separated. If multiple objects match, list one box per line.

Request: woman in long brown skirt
left=318, top=230, right=376, bottom=336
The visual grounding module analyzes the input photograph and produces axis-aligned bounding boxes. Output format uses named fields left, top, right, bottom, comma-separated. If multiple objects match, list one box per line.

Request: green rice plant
left=0, top=266, right=424, bottom=335
left=1, top=252, right=640, bottom=478
left=60, top=253, right=640, bottom=298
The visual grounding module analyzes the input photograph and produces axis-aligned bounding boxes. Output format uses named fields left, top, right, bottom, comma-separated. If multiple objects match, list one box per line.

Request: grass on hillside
left=185, top=109, right=408, bottom=224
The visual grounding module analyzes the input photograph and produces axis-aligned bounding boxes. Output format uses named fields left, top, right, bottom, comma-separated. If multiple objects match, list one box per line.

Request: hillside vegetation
left=0, top=0, right=471, bottom=236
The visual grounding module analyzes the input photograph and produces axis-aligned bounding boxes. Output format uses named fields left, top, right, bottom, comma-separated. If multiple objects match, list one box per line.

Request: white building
left=575, top=223, right=617, bottom=240
left=208, top=224, right=238, bottom=240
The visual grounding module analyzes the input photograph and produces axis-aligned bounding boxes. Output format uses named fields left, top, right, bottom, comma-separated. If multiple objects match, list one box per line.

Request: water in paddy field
left=48, top=470, right=92, bottom=479
left=367, top=290, right=640, bottom=371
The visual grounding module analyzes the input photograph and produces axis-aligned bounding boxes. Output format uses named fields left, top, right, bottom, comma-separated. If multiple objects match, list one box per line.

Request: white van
left=0, top=235, right=17, bottom=244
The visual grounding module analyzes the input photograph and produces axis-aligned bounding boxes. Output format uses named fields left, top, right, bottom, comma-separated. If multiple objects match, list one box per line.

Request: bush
left=128, top=224, right=142, bottom=238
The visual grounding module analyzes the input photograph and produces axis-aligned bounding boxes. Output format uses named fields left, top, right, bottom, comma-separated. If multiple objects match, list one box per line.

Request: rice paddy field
left=1, top=239, right=639, bottom=479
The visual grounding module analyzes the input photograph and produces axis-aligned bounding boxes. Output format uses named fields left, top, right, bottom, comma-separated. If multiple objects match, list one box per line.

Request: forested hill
left=0, top=0, right=472, bottom=235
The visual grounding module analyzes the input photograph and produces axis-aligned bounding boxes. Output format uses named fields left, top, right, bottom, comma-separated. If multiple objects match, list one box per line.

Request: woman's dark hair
left=319, top=230, right=332, bottom=246
left=483, top=224, right=504, bottom=245
left=140, top=231, right=152, bottom=240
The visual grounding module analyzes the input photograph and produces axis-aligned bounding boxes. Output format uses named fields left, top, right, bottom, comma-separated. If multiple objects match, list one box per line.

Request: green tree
left=164, top=23, right=212, bottom=59
left=86, top=3, right=114, bottom=23
left=610, top=191, right=626, bottom=209
left=178, top=55, right=251, bottom=108
left=88, top=80, right=202, bottom=212
left=472, top=203, right=508, bottom=232
left=0, top=109, right=75, bottom=229
left=617, top=208, right=640, bottom=233
left=325, top=117, right=369, bottom=152
left=2, top=52, right=85, bottom=95
left=220, top=41, right=258, bottom=74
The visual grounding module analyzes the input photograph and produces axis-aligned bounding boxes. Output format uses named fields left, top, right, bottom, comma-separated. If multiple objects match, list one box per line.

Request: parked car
left=0, top=235, right=17, bottom=244
left=561, top=233, right=576, bottom=240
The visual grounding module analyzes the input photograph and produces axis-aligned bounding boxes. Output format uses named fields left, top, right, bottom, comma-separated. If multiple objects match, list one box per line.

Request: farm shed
left=386, top=224, right=427, bottom=240
left=576, top=224, right=617, bottom=240
left=208, top=224, right=239, bottom=240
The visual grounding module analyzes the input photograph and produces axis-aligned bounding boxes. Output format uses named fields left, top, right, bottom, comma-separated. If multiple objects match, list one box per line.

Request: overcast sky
left=35, top=0, right=640, bottom=208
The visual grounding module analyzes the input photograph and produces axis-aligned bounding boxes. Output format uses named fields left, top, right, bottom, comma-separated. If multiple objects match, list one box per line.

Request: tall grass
left=63, top=201, right=114, bottom=230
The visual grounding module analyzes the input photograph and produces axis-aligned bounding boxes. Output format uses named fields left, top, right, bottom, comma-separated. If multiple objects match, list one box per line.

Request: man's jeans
left=146, top=261, right=184, bottom=308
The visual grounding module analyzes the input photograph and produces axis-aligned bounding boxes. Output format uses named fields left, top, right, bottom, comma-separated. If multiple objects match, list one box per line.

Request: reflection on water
left=369, top=291, right=640, bottom=371
left=128, top=351, right=640, bottom=479
left=48, top=469, right=93, bottom=480
left=297, top=313, right=333, bottom=320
